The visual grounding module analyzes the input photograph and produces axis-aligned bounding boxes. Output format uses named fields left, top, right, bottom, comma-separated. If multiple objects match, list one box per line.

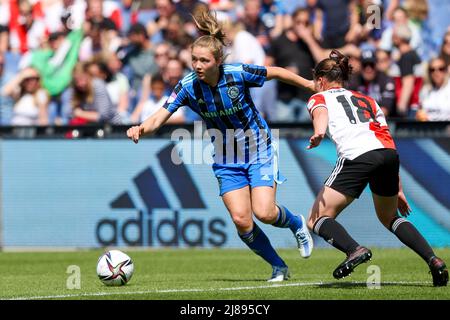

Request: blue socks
left=239, top=223, right=287, bottom=268
left=272, top=205, right=303, bottom=233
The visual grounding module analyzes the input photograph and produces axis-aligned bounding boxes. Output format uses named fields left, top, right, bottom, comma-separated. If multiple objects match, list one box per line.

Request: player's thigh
left=212, top=163, right=249, bottom=197
left=369, top=149, right=400, bottom=197
left=307, top=186, right=354, bottom=230
left=372, top=193, right=398, bottom=229
left=251, top=184, right=278, bottom=223
left=222, top=185, right=253, bottom=232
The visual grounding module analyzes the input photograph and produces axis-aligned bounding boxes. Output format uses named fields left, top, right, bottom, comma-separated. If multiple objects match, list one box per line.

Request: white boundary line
left=2, top=281, right=429, bottom=300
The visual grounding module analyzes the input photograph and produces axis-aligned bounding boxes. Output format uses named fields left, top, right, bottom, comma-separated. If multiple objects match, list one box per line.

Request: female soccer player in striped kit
left=305, top=50, right=448, bottom=286
left=127, top=10, right=314, bottom=281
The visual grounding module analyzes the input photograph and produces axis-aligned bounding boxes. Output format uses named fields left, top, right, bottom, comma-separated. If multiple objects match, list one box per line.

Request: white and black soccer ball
left=97, top=250, right=134, bottom=286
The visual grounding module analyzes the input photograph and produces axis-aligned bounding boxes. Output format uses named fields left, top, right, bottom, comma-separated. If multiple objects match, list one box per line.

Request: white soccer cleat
left=267, top=265, right=290, bottom=282
left=295, top=215, right=314, bottom=258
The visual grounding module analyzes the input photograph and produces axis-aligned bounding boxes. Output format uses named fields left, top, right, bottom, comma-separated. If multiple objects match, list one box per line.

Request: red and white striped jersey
left=307, top=87, right=395, bottom=160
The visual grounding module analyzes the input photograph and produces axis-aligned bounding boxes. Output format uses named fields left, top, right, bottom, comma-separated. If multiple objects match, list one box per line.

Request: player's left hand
left=397, top=191, right=411, bottom=217
left=307, top=133, right=324, bottom=149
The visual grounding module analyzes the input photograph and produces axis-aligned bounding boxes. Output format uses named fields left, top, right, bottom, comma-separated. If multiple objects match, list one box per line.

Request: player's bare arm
left=308, top=107, right=328, bottom=149
left=127, top=107, right=173, bottom=144
left=266, top=66, right=315, bottom=92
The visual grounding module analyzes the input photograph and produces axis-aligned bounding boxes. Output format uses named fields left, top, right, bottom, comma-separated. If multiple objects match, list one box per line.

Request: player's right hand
left=397, top=190, right=411, bottom=217
left=127, top=125, right=142, bottom=144
left=307, top=133, right=324, bottom=149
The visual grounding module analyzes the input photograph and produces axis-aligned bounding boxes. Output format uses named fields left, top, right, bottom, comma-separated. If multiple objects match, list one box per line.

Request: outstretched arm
left=126, top=107, right=173, bottom=143
left=266, top=66, right=315, bottom=92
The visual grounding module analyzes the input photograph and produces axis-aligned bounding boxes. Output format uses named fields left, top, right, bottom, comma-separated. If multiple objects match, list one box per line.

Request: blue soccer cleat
left=267, top=265, right=290, bottom=282
left=295, top=215, right=314, bottom=258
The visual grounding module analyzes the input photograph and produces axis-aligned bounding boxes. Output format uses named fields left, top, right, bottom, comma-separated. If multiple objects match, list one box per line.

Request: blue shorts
left=212, top=155, right=286, bottom=196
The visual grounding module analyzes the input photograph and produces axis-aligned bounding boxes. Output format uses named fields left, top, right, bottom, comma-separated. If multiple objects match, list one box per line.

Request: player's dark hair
left=313, top=49, right=353, bottom=84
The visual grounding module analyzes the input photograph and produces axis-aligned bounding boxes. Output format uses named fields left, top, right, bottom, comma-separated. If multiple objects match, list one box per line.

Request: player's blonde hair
left=192, top=10, right=227, bottom=62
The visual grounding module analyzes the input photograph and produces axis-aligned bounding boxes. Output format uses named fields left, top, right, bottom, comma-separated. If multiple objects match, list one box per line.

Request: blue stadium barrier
left=1, top=138, right=449, bottom=249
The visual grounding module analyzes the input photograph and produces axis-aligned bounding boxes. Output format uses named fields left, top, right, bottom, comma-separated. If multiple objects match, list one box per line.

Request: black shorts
left=325, top=148, right=400, bottom=199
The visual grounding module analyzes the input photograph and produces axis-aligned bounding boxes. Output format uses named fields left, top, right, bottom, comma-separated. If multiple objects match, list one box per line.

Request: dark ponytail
left=313, top=49, right=353, bottom=83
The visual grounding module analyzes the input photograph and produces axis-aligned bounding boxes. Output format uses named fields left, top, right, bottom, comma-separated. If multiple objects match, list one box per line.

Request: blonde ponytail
left=192, top=10, right=227, bottom=62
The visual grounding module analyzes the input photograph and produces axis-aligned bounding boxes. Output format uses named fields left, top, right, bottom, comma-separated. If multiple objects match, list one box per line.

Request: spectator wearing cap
left=392, top=23, right=423, bottom=118
left=1, top=67, right=49, bottom=126
left=349, top=50, right=396, bottom=117
left=118, top=23, right=158, bottom=111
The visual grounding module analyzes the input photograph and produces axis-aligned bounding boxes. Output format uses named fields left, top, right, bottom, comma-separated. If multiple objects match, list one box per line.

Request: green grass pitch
left=0, top=248, right=448, bottom=300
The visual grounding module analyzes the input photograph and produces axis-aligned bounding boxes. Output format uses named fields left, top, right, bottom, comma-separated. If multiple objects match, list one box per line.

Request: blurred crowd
left=0, top=0, right=449, bottom=127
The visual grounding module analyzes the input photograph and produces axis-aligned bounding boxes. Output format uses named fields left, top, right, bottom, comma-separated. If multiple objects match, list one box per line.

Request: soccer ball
left=96, top=250, right=134, bottom=286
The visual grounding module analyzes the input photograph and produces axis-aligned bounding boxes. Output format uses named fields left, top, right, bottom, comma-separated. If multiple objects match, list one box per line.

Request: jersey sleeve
left=307, top=93, right=327, bottom=115
left=163, top=81, right=189, bottom=113
left=241, top=64, right=267, bottom=88
left=373, top=99, right=388, bottom=126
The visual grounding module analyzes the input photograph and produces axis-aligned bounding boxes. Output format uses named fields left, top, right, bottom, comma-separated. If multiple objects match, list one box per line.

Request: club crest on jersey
left=227, top=86, right=239, bottom=100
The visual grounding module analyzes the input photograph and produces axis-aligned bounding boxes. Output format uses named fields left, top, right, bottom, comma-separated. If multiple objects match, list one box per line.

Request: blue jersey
left=163, top=63, right=273, bottom=164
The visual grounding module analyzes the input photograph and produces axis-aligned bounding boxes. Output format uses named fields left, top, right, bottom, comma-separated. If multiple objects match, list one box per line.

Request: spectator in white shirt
left=417, top=57, right=450, bottom=121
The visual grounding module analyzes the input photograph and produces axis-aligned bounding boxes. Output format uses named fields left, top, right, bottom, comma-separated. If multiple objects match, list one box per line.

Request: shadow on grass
left=316, top=281, right=431, bottom=289
left=211, top=278, right=269, bottom=283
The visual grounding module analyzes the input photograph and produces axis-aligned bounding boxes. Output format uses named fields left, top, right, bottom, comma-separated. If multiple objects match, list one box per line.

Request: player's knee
left=378, top=215, right=394, bottom=230
left=253, top=205, right=278, bottom=224
left=230, top=213, right=253, bottom=230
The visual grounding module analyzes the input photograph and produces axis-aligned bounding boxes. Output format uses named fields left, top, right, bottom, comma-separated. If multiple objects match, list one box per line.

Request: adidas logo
left=261, top=174, right=271, bottom=181
left=96, top=143, right=227, bottom=247
left=198, top=98, right=206, bottom=105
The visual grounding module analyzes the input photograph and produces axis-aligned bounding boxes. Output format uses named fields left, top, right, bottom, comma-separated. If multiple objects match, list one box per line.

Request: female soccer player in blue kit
left=127, top=10, right=314, bottom=281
